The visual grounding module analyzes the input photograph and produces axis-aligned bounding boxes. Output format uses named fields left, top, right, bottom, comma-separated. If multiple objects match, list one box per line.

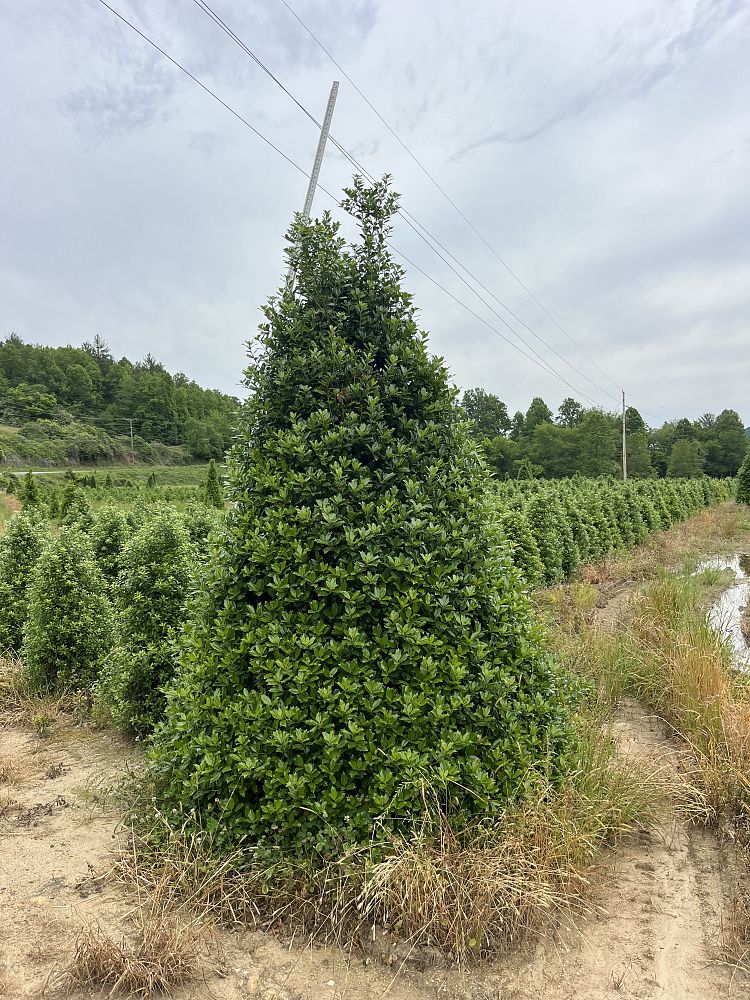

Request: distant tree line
left=461, top=389, right=748, bottom=479
left=0, top=334, right=239, bottom=463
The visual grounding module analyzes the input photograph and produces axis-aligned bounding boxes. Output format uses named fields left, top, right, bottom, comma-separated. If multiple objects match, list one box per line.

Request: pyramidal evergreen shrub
left=736, top=451, right=750, bottom=505
left=97, top=509, right=193, bottom=736
left=524, top=492, right=565, bottom=584
left=23, top=526, right=115, bottom=692
left=90, top=505, right=130, bottom=585
left=495, top=507, right=545, bottom=589
left=20, top=471, right=40, bottom=508
left=148, top=178, right=575, bottom=858
left=204, top=459, right=224, bottom=508
left=0, top=510, right=47, bottom=654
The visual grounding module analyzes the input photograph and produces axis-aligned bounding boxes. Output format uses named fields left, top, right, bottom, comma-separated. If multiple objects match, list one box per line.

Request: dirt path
left=492, top=699, right=732, bottom=1000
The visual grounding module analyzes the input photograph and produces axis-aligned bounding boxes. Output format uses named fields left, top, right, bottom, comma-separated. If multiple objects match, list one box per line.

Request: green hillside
left=0, top=334, right=238, bottom=466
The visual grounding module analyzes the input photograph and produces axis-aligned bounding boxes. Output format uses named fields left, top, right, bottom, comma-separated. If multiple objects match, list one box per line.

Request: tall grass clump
left=358, top=720, right=671, bottom=960
left=147, top=177, right=576, bottom=863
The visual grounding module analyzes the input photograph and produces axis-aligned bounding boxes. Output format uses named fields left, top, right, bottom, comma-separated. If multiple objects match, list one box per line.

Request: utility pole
left=129, top=417, right=135, bottom=465
left=286, top=81, right=339, bottom=291
left=301, top=81, right=339, bottom=222
left=622, top=390, right=628, bottom=481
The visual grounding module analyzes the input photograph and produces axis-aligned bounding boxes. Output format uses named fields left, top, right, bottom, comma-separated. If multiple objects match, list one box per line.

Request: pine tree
left=736, top=450, right=750, bottom=505
left=204, top=459, right=223, bottom=508
left=0, top=511, right=47, bottom=653
left=23, top=527, right=115, bottom=692
left=148, top=178, right=575, bottom=858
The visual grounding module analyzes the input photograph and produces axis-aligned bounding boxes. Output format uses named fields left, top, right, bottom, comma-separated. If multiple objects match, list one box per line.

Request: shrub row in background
left=0, top=486, right=223, bottom=734
left=492, top=476, right=734, bottom=587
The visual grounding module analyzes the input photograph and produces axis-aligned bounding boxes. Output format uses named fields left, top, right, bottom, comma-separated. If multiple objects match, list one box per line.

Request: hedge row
left=491, top=476, right=734, bottom=587
left=0, top=498, right=221, bottom=735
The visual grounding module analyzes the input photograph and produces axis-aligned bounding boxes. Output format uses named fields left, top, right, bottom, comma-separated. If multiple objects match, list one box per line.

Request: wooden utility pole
left=129, top=417, right=135, bottom=465
left=622, top=390, right=628, bottom=481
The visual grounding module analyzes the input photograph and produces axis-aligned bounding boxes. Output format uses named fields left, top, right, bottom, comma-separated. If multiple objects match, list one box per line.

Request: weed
left=31, top=712, right=52, bottom=738
left=54, top=913, right=208, bottom=997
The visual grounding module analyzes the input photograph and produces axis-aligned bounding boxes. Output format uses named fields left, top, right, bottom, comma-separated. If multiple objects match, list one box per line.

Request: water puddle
left=694, top=554, right=750, bottom=671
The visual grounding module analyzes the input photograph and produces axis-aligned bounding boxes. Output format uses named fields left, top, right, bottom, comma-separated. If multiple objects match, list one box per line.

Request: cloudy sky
left=1, top=0, right=749, bottom=424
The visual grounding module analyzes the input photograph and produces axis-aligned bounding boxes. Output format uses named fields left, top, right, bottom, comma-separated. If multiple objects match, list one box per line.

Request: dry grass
left=113, top=819, right=266, bottom=929
left=358, top=726, right=676, bottom=960
left=116, top=720, right=672, bottom=965
left=0, top=654, right=77, bottom=731
left=722, top=845, right=750, bottom=974
left=0, top=753, right=20, bottom=784
left=53, top=913, right=208, bottom=997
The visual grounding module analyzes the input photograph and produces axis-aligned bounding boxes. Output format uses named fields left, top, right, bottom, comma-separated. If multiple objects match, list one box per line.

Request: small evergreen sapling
left=0, top=511, right=47, bottom=654
left=20, top=471, right=40, bottom=508
left=204, top=459, right=224, bottom=508
left=97, top=509, right=193, bottom=735
left=23, top=527, right=115, bottom=692
left=90, top=505, right=130, bottom=584
left=736, top=451, right=750, bottom=505
left=495, top=508, right=544, bottom=589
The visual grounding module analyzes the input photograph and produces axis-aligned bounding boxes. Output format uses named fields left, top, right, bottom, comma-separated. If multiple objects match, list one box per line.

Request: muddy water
left=695, top=554, right=750, bottom=671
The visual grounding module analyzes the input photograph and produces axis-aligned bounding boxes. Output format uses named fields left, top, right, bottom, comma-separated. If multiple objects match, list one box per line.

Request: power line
left=190, top=0, right=613, bottom=408
left=277, top=0, right=626, bottom=397
left=95, top=0, right=309, bottom=180
left=93, top=0, right=633, bottom=410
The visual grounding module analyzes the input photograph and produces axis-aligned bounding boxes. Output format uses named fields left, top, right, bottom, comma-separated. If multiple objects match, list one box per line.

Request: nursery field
left=2, top=186, right=749, bottom=1000
left=3, top=462, right=210, bottom=486
left=2, top=489, right=750, bottom=999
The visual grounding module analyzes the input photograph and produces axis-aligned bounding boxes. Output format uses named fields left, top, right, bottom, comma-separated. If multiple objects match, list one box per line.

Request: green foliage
left=90, top=505, right=130, bottom=584
left=0, top=510, right=47, bottom=653
left=20, top=470, right=40, bottom=508
left=60, top=484, right=93, bottom=530
left=524, top=491, right=565, bottom=584
left=462, top=388, right=511, bottom=438
left=491, top=475, right=730, bottom=583
left=203, top=459, right=223, bottom=508
left=667, top=439, right=705, bottom=478
left=0, top=333, right=238, bottom=463
left=23, top=526, right=115, bottom=692
left=181, top=502, right=222, bottom=545
left=495, top=508, right=544, bottom=588
left=736, top=452, right=750, bottom=505
left=148, top=178, right=576, bottom=859
left=97, top=510, right=193, bottom=735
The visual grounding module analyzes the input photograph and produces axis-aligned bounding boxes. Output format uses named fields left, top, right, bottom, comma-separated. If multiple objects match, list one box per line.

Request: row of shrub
left=491, top=476, right=734, bottom=588
left=3, top=461, right=224, bottom=515
left=0, top=498, right=220, bottom=736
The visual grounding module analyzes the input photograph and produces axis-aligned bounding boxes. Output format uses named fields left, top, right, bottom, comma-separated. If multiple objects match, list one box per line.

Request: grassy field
left=3, top=463, right=210, bottom=486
